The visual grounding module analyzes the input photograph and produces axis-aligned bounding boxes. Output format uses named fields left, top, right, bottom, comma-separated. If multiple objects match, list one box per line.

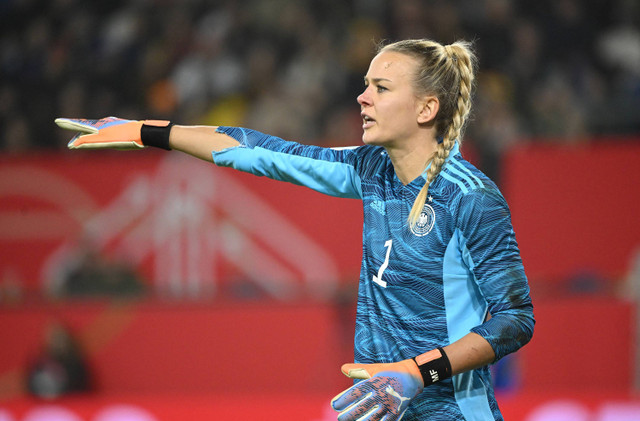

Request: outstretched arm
left=57, top=117, right=363, bottom=199
left=169, top=125, right=239, bottom=162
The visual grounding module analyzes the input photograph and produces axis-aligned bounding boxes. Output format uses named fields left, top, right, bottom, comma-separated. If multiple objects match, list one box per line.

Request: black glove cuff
left=413, top=347, right=452, bottom=386
left=141, top=122, right=173, bottom=150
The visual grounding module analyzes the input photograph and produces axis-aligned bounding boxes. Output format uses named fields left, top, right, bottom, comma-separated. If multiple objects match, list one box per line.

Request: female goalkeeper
left=57, top=38, right=535, bottom=421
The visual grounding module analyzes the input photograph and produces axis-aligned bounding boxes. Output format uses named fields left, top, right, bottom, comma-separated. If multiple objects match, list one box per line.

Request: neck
left=386, top=137, right=439, bottom=185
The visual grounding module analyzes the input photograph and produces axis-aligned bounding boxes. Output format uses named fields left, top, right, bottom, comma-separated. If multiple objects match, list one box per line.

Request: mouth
left=361, top=114, right=375, bottom=129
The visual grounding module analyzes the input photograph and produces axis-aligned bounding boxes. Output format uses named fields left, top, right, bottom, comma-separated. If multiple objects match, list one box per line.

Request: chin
left=362, top=135, right=387, bottom=147
left=361, top=131, right=380, bottom=145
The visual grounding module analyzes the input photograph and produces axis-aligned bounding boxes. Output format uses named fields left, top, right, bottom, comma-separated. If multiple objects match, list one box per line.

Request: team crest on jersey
left=411, top=204, right=436, bottom=237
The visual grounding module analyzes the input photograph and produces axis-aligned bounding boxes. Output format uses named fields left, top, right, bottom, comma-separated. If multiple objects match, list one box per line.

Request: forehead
left=366, top=51, right=417, bottom=81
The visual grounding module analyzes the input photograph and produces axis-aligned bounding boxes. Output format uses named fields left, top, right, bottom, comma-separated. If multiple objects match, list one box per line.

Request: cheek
left=382, top=96, right=410, bottom=115
left=384, top=100, right=417, bottom=129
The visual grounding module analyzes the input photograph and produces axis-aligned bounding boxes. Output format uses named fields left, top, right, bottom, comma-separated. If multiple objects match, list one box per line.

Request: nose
left=357, top=86, right=372, bottom=107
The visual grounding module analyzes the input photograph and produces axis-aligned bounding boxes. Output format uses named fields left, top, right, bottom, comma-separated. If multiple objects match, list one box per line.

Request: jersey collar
left=419, top=140, right=460, bottom=180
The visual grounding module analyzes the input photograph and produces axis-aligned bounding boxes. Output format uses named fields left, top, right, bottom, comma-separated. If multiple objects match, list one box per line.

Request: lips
left=361, top=113, right=375, bottom=129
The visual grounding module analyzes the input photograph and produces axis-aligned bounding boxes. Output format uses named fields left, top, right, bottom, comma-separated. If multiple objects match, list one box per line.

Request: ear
left=417, top=96, right=439, bottom=125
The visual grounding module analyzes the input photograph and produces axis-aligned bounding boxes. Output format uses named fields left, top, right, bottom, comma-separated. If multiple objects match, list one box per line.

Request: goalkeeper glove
left=331, top=359, right=423, bottom=421
left=331, top=349, right=452, bottom=421
left=55, top=117, right=173, bottom=150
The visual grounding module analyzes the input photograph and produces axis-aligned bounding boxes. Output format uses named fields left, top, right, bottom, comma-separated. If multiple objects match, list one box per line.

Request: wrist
left=412, top=347, right=452, bottom=387
left=141, top=120, right=173, bottom=150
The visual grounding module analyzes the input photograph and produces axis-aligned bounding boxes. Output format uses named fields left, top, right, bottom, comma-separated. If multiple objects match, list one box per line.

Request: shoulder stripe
left=450, top=157, right=485, bottom=189
left=439, top=170, right=469, bottom=194
left=444, top=164, right=478, bottom=191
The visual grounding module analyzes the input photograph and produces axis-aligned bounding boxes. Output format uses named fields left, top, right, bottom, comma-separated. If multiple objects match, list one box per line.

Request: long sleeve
left=211, top=126, right=363, bottom=199
left=455, top=188, right=535, bottom=361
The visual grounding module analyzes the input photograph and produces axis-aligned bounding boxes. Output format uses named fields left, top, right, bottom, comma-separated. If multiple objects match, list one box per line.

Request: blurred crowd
left=1, top=0, right=639, bottom=178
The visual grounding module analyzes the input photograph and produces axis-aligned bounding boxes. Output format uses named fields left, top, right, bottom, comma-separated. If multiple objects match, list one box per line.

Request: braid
left=444, top=42, right=475, bottom=145
left=394, top=40, right=476, bottom=228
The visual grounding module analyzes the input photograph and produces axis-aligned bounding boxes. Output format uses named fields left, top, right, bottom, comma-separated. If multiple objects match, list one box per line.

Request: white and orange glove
left=331, top=359, right=423, bottom=421
left=331, top=349, right=452, bottom=421
left=55, top=117, right=173, bottom=150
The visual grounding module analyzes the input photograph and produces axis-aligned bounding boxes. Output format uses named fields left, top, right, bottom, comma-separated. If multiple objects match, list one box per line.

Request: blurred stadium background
left=1, top=0, right=639, bottom=419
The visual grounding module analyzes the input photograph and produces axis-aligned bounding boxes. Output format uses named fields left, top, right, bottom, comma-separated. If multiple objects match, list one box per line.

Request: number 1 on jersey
left=372, top=239, right=392, bottom=288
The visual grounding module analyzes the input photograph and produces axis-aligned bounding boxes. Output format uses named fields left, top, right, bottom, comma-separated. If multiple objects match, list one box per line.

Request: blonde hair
left=379, top=39, right=476, bottom=228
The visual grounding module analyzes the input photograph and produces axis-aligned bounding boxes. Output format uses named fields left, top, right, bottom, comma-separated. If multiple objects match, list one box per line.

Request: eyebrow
left=364, top=77, right=392, bottom=84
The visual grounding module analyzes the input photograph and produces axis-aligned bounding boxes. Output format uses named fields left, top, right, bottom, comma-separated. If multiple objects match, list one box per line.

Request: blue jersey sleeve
left=211, top=126, right=363, bottom=199
left=455, top=188, right=535, bottom=361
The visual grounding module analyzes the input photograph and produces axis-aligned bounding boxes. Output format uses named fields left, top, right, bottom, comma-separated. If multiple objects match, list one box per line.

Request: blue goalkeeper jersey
left=212, top=127, right=534, bottom=420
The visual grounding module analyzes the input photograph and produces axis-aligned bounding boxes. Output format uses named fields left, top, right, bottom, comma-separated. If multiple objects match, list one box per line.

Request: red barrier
left=518, top=296, right=635, bottom=392
left=0, top=300, right=355, bottom=398
left=1, top=297, right=633, bottom=399
left=503, top=140, right=640, bottom=284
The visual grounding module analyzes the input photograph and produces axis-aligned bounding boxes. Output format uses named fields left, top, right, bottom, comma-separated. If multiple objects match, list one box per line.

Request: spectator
left=26, top=322, right=91, bottom=399
left=52, top=235, right=147, bottom=299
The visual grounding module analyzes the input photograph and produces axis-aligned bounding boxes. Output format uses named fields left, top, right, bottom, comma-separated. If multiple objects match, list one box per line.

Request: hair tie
left=444, top=45, right=457, bottom=62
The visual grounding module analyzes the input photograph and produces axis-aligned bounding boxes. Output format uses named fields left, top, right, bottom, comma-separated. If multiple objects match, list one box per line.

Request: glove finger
left=67, top=133, right=83, bottom=149
left=68, top=135, right=144, bottom=150
left=56, top=117, right=132, bottom=133
left=338, top=399, right=386, bottom=421
left=353, top=404, right=385, bottom=421
left=359, top=405, right=384, bottom=421
left=67, top=133, right=119, bottom=149
left=331, top=387, right=354, bottom=411
left=332, top=382, right=369, bottom=411
left=336, top=392, right=379, bottom=421
left=55, top=118, right=101, bottom=134
left=342, top=363, right=373, bottom=379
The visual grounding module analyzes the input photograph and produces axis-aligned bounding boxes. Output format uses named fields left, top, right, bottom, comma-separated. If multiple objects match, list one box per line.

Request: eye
left=376, top=85, right=387, bottom=93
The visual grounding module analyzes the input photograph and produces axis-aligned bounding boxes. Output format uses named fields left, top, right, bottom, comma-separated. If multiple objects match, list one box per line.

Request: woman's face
left=357, top=51, right=424, bottom=148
